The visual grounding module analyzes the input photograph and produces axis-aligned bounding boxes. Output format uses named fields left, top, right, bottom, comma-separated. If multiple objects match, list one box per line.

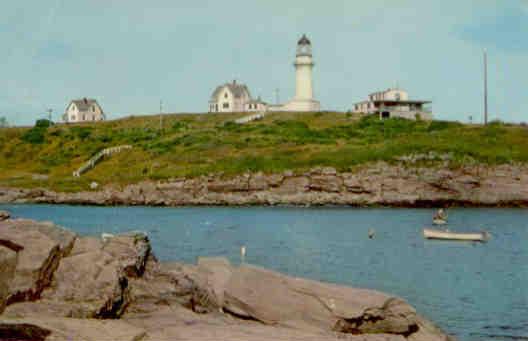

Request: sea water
left=1, top=204, right=527, bottom=341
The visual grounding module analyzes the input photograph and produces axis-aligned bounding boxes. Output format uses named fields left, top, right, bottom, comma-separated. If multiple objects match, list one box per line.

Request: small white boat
left=423, top=228, right=490, bottom=242
left=432, top=218, right=447, bottom=225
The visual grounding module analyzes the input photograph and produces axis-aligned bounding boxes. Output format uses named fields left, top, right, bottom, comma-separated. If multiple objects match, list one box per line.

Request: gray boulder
left=185, top=258, right=454, bottom=340
left=0, top=246, right=17, bottom=313
left=0, top=317, right=146, bottom=341
left=0, top=222, right=61, bottom=304
left=0, top=211, right=10, bottom=221
left=39, top=233, right=151, bottom=318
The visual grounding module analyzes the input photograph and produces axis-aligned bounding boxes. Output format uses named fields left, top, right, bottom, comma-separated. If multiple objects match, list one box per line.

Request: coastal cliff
left=1, top=162, right=527, bottom=207
left=0, top=214, right=455, bottom=340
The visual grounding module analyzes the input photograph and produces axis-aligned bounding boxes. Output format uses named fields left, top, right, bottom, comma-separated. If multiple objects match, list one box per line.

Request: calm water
left=1, top=205, right=527, bottom=341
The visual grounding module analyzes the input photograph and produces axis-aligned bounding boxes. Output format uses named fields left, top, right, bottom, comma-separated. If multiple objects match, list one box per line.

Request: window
left=82, top=115, right=86, bottom=121
left=395, top=93, right=401, bottom=101
left=224, top=93, right=228, bottom=99
left=71, top=115, right=76, bottom=121
left=92, top=106, right=95, bottom=112
left=93, top=116, right=95, bottom=121
left=215, top=104, right=218, bottom=111
left=223, top=103, right=229, bottom=109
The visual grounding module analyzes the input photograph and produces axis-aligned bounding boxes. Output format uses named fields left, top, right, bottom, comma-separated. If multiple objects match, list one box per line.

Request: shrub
left=21, top=119, right=53, bottom=144
left=71, top=126, right=93, bottom=140
left=22, top=128, right=46, bottom=144
left=35, top=119, right=53, bottom=128
left=427, top=120, right=462, bottom=132
left=172, top=121, right=188, bottom=131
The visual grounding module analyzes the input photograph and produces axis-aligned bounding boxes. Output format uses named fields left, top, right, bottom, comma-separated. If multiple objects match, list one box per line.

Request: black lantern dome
left=296, top=34, right=312, bottom=56
left=297, top=34, right=311, bottom=45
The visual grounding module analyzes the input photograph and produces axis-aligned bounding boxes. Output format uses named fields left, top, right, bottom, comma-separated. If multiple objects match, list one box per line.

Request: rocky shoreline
left=1, top=162, right=528, bottom=207
left=0, top=212, right=455, bottom=340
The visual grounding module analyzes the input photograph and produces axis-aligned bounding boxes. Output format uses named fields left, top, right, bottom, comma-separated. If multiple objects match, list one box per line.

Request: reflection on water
left=1, top=204, right=527, bottom=341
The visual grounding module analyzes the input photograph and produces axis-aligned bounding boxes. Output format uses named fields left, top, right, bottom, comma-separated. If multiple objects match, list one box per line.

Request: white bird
left=240, top=245, right=246, bottom=262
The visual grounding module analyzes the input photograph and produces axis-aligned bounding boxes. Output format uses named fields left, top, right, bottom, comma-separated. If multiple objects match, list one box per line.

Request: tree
left=0, top=116, right=7, bottom=128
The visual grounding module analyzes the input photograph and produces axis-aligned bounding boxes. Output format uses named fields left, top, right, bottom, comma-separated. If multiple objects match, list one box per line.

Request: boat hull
left=423, top=228, right=489, bottom=242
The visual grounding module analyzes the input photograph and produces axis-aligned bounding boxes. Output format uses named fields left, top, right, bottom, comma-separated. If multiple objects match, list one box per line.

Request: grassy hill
left=1, top=112, right=527, bottom=192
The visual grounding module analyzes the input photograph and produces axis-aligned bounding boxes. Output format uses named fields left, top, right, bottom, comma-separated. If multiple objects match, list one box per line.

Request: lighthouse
left=295, top=34, right=314, bottom=100
left=281, top=34, right=320, bottom=112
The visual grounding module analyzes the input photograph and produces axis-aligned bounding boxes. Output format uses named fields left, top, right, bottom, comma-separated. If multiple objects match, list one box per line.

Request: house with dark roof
left=63, top=98, right=105, bottom=123
left=208, top=80, right=267, bottom=113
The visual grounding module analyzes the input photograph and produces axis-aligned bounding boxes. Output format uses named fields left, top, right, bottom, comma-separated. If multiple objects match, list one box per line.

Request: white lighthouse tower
left=282, top=34, right=320, bottom=112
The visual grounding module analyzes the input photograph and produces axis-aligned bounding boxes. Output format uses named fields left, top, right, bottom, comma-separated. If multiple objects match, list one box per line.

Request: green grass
left=1, top=112, right=527, bottom=192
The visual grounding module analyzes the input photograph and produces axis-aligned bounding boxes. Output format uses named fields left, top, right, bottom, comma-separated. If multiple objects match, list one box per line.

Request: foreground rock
left=0, top=317, right=146, bottom=341
left=0, top=217, right=455, bottom=340
left=1, top=162, right=527, bottom=207
left=5, top=232, right=151, bottom=319
left=0, top=219, right=74, bottom=305
left=178, top=258, right=453, bottom=340
left=0, top=211, right=9, bottom=221
left=0, top=246, right=17, bottom=314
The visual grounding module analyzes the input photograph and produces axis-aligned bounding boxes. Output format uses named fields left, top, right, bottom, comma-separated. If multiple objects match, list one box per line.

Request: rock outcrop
left=0, top=221, right=63, bottom=305
left=0, top=246, right=17, bottom=314
left=0, top=216, right=456, bottom=340
left=0, top=211, right=10, bottom=221
left=1, top=162, right=527, bottom=207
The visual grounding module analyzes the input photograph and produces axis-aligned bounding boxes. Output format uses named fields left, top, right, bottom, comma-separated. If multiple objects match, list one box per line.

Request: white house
left=244, top=97, right=267, bottom=112
left=352, top=88, right=432, bottom=120
left=63, top=98, right=105, bottom=123
left=208, top=80, right=265, bottom=113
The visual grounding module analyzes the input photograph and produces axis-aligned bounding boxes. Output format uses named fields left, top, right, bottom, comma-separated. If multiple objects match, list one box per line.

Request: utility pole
left=159, top=99, right=163, bottom=132
left=484, top=49, right=488, bottom=125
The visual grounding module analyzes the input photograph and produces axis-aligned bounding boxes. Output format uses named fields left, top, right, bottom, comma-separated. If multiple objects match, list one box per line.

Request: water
left=1, top=204, right=527, bottom=341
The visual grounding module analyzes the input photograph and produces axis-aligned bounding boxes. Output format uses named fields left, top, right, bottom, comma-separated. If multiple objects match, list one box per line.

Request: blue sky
left=1, top=0, right=527, bottom=125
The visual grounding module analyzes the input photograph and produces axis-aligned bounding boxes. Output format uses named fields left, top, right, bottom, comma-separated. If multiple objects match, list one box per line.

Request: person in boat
left=434, top=208, right=447, bottom=221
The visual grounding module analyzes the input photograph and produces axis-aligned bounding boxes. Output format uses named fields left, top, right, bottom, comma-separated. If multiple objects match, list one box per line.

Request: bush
left=21, top=119, right=53, bottom=144
left=35, top=119, right=53, bottom=128
left=427, top=120, right=462, bottom=132
left=172, top=121, right=188, bottom=131
left=71, top=126, right=93, bottom=140
left=22, top=128, right=46, bottom=144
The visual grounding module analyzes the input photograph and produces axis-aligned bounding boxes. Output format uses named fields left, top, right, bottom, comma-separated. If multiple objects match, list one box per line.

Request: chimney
left=83, top=97, right=88, bottom=104
left=233, top=79, right=236, bottom=85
